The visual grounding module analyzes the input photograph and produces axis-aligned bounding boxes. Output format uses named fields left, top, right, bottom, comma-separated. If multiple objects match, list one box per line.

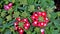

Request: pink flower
left=8, top=3, right=13, bottom=7
left=4, top=5, right=10, bottom=10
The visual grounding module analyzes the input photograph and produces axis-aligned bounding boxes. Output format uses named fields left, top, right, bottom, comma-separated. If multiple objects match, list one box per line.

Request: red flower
left=14, top=21, right=19, bottom=26
left=24, top=23, right=30, bottom=30
left=16, top=17, right=21, bottom=22
left=14, top=17, right=30, bottom=34
left=21, top=18, right=28, bottom=23
left=41, top=12, right=46, bottom=17
left=32, top=21, right=38, bottom=26
left=15, top=26, right=19, bottom=30
left=18, top=27, right=24, bottom=34
left=31, top=11, right=49, bottom=28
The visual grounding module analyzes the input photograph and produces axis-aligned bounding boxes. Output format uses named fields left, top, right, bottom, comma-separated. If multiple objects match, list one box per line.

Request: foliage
left=0, top=0, right=60, bottom=34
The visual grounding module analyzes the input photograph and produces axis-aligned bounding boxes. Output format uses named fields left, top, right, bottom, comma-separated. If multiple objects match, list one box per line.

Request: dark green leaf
left=4, top=29, right=11, bottom=34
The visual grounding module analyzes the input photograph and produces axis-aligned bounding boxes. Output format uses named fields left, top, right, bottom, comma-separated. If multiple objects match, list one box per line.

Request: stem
left=41, top=29, right=45, bottom=34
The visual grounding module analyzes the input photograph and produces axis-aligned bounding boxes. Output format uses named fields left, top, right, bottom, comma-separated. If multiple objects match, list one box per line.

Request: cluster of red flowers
left=31, top=11, right=49, bottom=34
left=4, top=3, right=13, bottom=10
left=14, top=17, right=30, bottom=34
left=14, top=11, right=49, bottom=34
left=31, top=12, right=49, bottom=28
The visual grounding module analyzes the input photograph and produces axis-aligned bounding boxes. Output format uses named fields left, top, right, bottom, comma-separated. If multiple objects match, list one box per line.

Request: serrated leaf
left=19, top=22, right=24, bottom=28
left=6, top=15, right=12, bottom=21
left=57, top=12, right=60, bottom=16
left=13, top=11, right=20, bottom=18
left=46, top=7, right=54, bottom=13
left=49, top=1, right=54, bottom=7
left=53, top=19, right=60, bottom=27
left=4, top=29, right=11, bottom=34
left=34, top=27, right=40, bottom=32
left=52, top=30, right=59, bottom=34
left=28, top=5, right=35, bottom=12
left=1, top=12, right=6, bottom=17
left=47, top=22, right=52, bottom=26
left=45, top=26, right=51, bottom=34
left=50, top=12, right=57, bottom=21
left=32, top=31, right=36, bottom=34
left=21, top=11, right=28, bottom=18
left=27, top=31, right=31, bottom=34
left=27, top=0, right=34, bottom=4
left=20, top=0, right=27, bottom=5
left=8, top=8, right=13, bottom=14
left=47, top=13, right=51, bottom=19
left=2, top=21, right=6, bottom=24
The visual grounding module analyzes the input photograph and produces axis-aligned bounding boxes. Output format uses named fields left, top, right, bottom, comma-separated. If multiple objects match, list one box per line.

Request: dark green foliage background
left=0, top=0, right=60, bottom=34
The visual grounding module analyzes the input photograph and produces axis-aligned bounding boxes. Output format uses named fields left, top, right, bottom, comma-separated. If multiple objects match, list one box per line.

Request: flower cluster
left=14, top=17, right=30, bottom=34
left=31, top=11, right=49, bottom=28
left=4, top=3, right=13, bottom=10
left=14, top=11, right=49, bottom=34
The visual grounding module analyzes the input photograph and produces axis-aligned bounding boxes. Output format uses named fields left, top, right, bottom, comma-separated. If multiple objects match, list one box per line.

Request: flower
left=14, top=17, right=30, bottom=34
left=4, top=2, right=13, bottom=10
left=4, top=5, right=10, bottom=10
left=31, top=11, right=49, bottom=28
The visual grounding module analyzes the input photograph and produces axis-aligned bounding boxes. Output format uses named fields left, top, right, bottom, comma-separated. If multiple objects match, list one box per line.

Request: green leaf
left=50, top=12, right=57, bottom=21
left=6, top=15, right=12, bottom=21
left=28, top=5, right=35, bottom=12
left=19, top=22, right=24, bottom=28
left=50, top=26, right=54, bottom=33
left=49, top=1, right=54, bottom=7
left=8, top=8, right=13, bottom=14
left=0, top=18, right=3, bottom=24
left=18, top=7, right=26, bottom=11
left=3, top=19, right=15, bottom=28
left=46, top=7, right=54, bottom=13
left=0, top=4, right=2, bottom=8
left=34, top=27, right=40, bottom=32
left=28, top=17, right=32, bottom=23
left=13, top=31, right=19, bottom=34
left=32, top=31, right=36, bottom=34
left=13, top=11, right=20, bottom=18
left=1, top=12, right=6, bottom=18
left=4, top=0, right=9, bottom=4
left=47, top=22, right=52, bottom=26
left=4, top=29, right=11, bottom=34
left=45, top=26, right=51, bottom=34
left=20, top=0, right=27, bottom=5
left=47, top=13, right=51, bottom=19
left=9, top=0, right=15, bottom=3
left=27, top=31, right=31, bottom=34
left=57, top=12, right=60, bottom=17
left=53, top=19, right=60, bottom=27
left=21, top=11, right=28, bottom=18
left=8, top=19, right=15, bottom=27
left=27, top=0, right=34, bottom=4
left=52, top=30, right=59, bottom=34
